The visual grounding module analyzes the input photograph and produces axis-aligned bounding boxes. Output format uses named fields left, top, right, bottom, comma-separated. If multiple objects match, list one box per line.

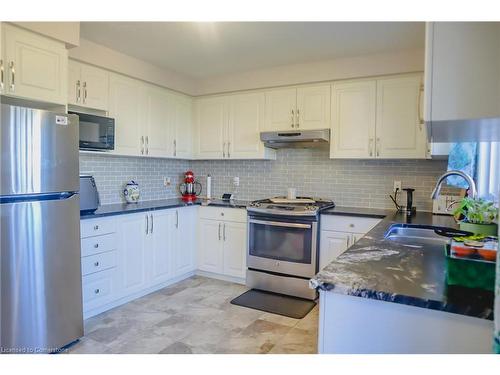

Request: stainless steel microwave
left=70, top=111, right=115, bottom=151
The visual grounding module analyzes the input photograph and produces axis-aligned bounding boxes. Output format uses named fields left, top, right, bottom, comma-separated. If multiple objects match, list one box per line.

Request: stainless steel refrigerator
left=1, top=103, right=83, bottom=353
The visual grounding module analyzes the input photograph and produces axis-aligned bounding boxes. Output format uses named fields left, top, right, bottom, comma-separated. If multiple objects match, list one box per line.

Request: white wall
left=194, top=48, right=425, bottom=95
left=12, top=22, right=80, bottom=47
left=69, top=38, right=198, bottom=95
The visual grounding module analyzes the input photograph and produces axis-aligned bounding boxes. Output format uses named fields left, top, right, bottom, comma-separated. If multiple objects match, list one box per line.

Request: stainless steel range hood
left=260, top=129, right=330, bottom=149
left=426, top=118, right=500, bottom=143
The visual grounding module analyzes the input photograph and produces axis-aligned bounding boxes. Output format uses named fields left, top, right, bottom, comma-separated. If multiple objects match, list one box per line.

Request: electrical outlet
left=164, top=177, right=171, bottom=187
left=393, top=181, right=401, bottom=193
left=233, top=177, right=240, bottom=187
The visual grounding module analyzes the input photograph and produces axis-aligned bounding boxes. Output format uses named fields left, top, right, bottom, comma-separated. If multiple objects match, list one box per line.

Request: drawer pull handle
left=94, top=243, right=99, bottom=248
left=94, top=289, right=100, bottom=294
left=94, top=225, right=99, bottom=230
left=349, top=224, right=355, bottom=228
left=94, top=261, right=100, bottom=267
left=221, top=212, right=224, bottom=216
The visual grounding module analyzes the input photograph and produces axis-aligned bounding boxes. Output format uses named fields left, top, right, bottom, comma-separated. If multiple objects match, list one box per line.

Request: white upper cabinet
left=195, top=93, right=275, bottom=160
left=296, top=85, right=331, bottom=130
left=109, top=73, right=143, bottom=156
left=330, top=79, right=376, bottom=159
left=170, top=94, right=193, bottom=159
left=330, top=74, right=427, bottom=159
left=376, top=75, right=427, bottom=159
left=68, top=60, right=109, bottom=111
left=0, top=24, right=4, bottom=95
left=425, top=22, right=500, bottom=123
left=264, top=88, right=297, bottom=131
left=227, top=92, right=266, bottom=159
left=1, top=23, right=67, bottom=105
left=141, top=84, right=171, bottom=158
left=195, top=96, right=227, bottom=159
left=264, top=85, right=331, bottom=131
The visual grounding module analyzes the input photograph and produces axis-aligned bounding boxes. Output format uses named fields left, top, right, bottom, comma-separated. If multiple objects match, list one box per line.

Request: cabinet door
left=142, top=85, right=171, bottom=157
left=109, top=73, right=143, bottom=156
left=118, top=212, right=148, bottom=296
left=0, top=23, right=4, bottom=95
left=80, top=63, right=109, bottom=111
left=227, top=92, right=265, bottom=159
left=296, top=85, right=331, bottom=130
left=4, top=24, right=67, bottom=105
left=198, top=219, right=224, bottom=273
left=376, top=75, right=427, bottom=159
left=222, top=221, right=247, bottom=278
left=264, top=88, right=296, bottom=131
left=67, top=60, right=81, bottom=106
left=172, top=95, right=193, bottom=159
left=330, top=80, right=376, bottom=159
left=319, top=230, right=350, bottom=271
left=174, top=207, right=198, bottom=276
left=149, top=210, right=175, bottom=285
left=196, top=97, right=226, bottom=159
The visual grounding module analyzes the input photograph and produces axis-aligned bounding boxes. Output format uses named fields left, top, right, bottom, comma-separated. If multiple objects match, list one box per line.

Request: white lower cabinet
left=80, top=206, right=197, bottom=318
left=319, top=215, right=382, bottom=270
left=198, top=207, right=247, bottom=279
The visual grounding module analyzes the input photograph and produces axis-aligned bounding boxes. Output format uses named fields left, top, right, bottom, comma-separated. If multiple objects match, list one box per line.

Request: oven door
left=247, top=217, right=317, bottom=278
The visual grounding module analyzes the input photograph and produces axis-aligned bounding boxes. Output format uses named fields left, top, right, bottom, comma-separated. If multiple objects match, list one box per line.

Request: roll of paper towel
left=206, top=174, right=212, bottom=199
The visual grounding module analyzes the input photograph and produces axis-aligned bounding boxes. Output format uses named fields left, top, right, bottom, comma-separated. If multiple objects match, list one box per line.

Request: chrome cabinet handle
left=94, top=261, right=100, bottom=267
left=76, top=80, right=81, bottom=102
left=417, top=84, right=424, bottom=130
left=296, top=109, right=300, bottom=128
left=94, top=243, right=99, bottom=248
left=218, top=222, right=222, bottom=241
left=223, top=223, right=226, bottom=241
left=145, top=136, right=149, bottom=155
left=173, top=139, right=177, bottom=157
left=0, top=59, right=4, bottom=90
left=93, top=225, right=99, bottom=231
left=223, top=142, right=226, bottom=158
left=150, top=214, right=153, bottom=233
left=175, top=210, right=179, bottom=228
left=291, top=109, right=295, bottom=128
left=227, top=142, right=231, bottom=158
left=146, top=215, right=149, bottom=234
left=94, top=289, right=100, bottom=294
left=376, top=138, right=380, bottom=157
left=83, top=81, right=87, bottom=103
left=141, top=136, right=144, bottom=155
left=346, top=235, right=351, bottom=248
left=352, top=234, right=357, bottom=244
left=9, top=61, right=15, bottom=91
left=369, top=138, right=374, bottom=157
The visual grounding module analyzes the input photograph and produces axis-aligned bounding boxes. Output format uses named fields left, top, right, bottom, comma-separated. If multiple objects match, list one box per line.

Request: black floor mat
left=230, top=289, right=316, bottom=319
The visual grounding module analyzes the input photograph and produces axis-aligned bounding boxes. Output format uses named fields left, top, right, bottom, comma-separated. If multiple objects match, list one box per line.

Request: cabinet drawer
left=320, top=215, right=381, bottom=234
left=199, top=206, right=247, bottom=223
left=81, top=233, right=117, bottom=257
left=82, top=268, right=115, bottom=304
left=81, top=218, right=117, bottom=238
left=81, top=250, right=117, bottom=276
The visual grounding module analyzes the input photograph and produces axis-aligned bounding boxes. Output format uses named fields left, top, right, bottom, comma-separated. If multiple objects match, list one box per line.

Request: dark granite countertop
left=80, top=198, right=249, bottom=220
left=312, top=209, right=495, bottom=321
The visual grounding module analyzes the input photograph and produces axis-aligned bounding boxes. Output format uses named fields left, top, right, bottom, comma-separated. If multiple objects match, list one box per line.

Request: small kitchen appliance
left=179, top=170, right=202, bottom=202
left=79, top=175, right=100, bottom=213
left=70, top=111, right=115, bottom=151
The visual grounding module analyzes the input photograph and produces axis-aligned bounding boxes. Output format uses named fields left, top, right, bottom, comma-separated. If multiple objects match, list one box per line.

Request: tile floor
left=68, top=276, right=318, bottom=354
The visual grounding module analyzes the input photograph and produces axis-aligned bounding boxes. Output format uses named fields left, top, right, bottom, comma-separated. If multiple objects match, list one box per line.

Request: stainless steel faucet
left=430, top=170, right=478, bottom=199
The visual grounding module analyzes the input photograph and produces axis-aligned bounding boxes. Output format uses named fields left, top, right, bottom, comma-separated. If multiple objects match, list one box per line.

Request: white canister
left=287, top=188, right=297, bottom=200
left=123, top=180, right=140, bottom=203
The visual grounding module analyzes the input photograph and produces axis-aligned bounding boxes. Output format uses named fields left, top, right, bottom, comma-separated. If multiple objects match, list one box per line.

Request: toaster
left=79, top=175, right=100, bottom=213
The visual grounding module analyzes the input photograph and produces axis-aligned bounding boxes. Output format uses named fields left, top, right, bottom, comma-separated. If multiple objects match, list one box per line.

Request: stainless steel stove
left=246, top=197, right=335, bottom=300
left=247, top=197, right=335, bottom=217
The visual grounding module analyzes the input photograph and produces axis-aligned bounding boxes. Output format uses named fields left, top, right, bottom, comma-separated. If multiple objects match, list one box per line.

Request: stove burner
left=247, top=196, right=335, bottom=216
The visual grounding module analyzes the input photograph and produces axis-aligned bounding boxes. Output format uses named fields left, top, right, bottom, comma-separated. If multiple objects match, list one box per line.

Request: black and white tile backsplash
left=80, top=149, right=449, bottom=210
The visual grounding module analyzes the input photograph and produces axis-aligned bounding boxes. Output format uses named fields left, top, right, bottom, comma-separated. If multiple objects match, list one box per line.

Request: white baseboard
left=195, top=270, right=246, bottom=285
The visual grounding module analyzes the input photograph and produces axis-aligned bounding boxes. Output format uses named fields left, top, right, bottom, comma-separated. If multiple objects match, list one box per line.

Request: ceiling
left=80, top=22, right=425, bottom=79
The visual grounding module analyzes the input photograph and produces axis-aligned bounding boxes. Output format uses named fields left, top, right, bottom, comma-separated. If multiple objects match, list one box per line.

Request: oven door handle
left=249, top=219, right=311, bottom=229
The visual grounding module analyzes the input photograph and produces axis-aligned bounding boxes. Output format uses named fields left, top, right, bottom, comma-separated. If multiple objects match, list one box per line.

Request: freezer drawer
left=0, top=194, right=83, bottom=353
left=0, top=104, right=79, bottom=196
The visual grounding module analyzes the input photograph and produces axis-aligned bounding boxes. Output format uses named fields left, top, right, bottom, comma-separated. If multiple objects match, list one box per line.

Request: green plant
left=452, top=197, right=498, bottom=224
